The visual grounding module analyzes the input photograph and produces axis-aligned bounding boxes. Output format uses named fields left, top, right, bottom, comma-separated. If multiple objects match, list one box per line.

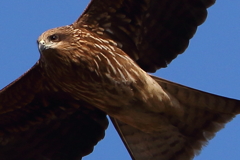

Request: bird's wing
left=0, top=62, right=108, bottom=160
left=73, top=0, right=216, bottom=72
left=111, top=75, right=240, bottom=160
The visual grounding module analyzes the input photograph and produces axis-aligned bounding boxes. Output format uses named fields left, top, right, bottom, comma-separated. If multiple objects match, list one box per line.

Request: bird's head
left=37, top=26, right=73, bottom=53
left=37, top=25, right=79, bottom=65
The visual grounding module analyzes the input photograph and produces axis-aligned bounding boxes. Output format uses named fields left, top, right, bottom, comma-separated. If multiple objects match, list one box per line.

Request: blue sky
left=0, top=1, right=240, bottom=160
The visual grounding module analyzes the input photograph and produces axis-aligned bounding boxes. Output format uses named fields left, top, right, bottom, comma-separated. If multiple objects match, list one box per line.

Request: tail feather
left=111, top=76, right=240, bottom=160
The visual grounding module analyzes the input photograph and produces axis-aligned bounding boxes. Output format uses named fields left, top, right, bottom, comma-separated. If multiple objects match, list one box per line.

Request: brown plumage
left=1, top=0, right=239, bottom=160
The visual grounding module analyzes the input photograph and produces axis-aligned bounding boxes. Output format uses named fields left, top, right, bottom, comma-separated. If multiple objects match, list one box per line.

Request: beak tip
left=38, top=44, right=44, bottom=52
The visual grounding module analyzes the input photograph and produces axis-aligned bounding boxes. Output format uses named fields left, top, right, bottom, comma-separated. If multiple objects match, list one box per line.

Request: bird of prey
left=0, top=0, right=239, bottom=160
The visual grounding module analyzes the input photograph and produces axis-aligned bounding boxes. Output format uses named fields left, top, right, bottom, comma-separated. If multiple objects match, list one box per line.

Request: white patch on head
left=39, top=40, right=45, bottom=45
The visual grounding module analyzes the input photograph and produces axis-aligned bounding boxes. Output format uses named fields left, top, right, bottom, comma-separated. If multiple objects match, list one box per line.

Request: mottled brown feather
left=74, top=0, right=216, bottom=72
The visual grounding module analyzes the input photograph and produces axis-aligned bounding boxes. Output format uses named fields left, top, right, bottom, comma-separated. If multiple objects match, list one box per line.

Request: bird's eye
left=49, top=34, right=60, bottom=42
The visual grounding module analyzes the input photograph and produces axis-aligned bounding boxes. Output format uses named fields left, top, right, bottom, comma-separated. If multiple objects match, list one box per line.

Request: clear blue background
left=0, top=1, right=239, bottom=160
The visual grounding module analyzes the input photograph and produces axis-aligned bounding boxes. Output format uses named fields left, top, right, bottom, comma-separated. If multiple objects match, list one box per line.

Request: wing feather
left=0, top=63, right=108, bottom=160
left=74, top=0, right=216, bottom=72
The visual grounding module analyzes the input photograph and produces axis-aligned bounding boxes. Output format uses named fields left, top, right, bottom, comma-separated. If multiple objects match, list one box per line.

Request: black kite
left=1, top=0, right=239, bottom=160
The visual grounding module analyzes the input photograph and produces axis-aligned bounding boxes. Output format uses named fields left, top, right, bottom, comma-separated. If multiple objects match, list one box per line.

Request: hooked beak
left=38, top=40, right=48, bottom=52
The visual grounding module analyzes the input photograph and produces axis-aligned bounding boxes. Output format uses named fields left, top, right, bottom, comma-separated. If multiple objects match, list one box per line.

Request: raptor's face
left=37, top=26, right=78, bottom=66
left=37, top=26, right=74, bottom=55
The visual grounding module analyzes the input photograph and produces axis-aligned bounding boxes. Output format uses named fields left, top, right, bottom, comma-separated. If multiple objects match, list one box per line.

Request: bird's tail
left=111, top=75, right=240, bottom=160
